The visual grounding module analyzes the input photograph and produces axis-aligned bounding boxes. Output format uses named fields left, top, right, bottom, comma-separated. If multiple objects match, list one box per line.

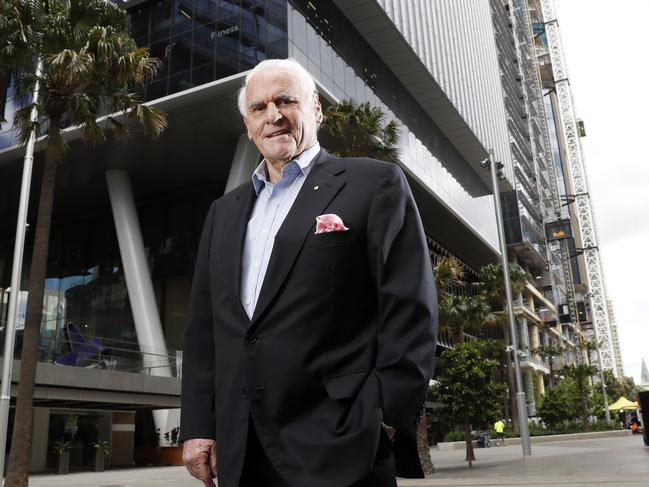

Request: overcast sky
left=554, top=0, right=649, bottom=384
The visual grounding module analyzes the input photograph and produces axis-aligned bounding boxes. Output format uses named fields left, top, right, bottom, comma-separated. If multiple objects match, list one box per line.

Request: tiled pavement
left=26, top=433, right=648, bottom=487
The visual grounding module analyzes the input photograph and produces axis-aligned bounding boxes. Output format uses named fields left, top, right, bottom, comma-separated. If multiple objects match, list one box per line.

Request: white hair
left=237, top=58, right=317, bottom=116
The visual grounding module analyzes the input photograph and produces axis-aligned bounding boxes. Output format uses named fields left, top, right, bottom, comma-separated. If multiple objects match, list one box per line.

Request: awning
left=609, top=397, right=639, bottom=411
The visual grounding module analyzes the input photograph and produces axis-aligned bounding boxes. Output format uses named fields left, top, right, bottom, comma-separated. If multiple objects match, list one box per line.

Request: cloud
left=600, top=233, right=649, bottom=382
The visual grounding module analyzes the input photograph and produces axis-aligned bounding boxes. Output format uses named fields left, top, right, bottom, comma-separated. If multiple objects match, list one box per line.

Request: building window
left=128, top=0, right=289, bottom=101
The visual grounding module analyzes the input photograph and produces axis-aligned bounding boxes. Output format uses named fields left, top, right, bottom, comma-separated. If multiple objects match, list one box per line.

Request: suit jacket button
left=245, top=332, right=257, bottom=344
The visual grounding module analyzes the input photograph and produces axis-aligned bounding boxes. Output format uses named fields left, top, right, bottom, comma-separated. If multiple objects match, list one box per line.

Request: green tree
left=438, top=293, right=495, bottom=344
left=564, top=364, right=598, bottom=431
left=475, top=263, right=529, bottom=433
left=1, top=1, right=166, bottom=485
left=537, top=379, right=580, bottom=428
left=603, top=369, right=626, bottom=401
left=433, top=341, right=505, bottom=467
left=432, top=256, right=465, bottom=293
left=601, top=370, right=638, bottom=403
left=580, top=339, right=597, bottom=370
left=622, top=375, right=638, bottom=399
left=433, top=257, right=495, bottom=344
left=321, top=99, right=400, bottom=162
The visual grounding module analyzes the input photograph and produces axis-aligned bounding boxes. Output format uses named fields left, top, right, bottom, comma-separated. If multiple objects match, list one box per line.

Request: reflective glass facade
left=128, top=0, right=288, bottom=101
left=0, top=185, right=214, bottom=372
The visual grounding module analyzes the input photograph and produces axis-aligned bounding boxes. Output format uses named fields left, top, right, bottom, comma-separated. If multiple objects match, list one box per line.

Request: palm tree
left=475, top=263, right=529, bottom=434
left=580, top=339, right=597, bottom=367
left=1, top=1, right=166, bottom=485
left=321, top=99, right=400, bottom=162
left=438, top=293, right=495, bottom=344
left=433, top=256, right=465, bottom=290
left=564, top=364, right=597, bottom=431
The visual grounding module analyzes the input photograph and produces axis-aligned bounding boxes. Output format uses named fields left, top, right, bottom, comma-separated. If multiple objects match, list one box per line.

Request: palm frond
left=4, top=0, right=168, bottom=151
left=106, top=115, right=129, bottom=141
left=131, top=104, right=167, bottom=139
left=46, top=48, right=93, bottom=78
left=13, top=104, right=41, bottom=147
left=322, top=99, right=400, bottom=163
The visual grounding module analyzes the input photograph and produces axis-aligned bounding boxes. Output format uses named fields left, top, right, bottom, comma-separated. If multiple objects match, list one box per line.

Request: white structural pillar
left=225, top=134, right=260, bottom=193
left=105, top=170, right=174, bottom=437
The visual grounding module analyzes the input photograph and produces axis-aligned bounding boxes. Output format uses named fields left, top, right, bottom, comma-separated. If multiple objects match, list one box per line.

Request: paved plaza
left=27, top=434, right=648, bottom=487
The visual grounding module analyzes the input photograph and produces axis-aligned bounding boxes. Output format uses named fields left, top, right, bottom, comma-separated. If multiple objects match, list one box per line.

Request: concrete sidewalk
left=26, top=434, right=649, bottom=486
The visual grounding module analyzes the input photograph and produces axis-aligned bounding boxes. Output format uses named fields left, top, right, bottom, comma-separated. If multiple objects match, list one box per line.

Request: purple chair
left=54, top=322, right=105, bottom=367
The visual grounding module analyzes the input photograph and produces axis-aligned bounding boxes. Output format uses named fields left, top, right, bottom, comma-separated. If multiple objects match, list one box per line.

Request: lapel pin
left=313, top=185, right=319, bottom=191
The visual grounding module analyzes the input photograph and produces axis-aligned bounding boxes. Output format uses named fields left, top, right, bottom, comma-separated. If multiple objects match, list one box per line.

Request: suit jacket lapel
left=250, top=151, right=346, bottom=327
left=221, top=183, right=256, bottom=320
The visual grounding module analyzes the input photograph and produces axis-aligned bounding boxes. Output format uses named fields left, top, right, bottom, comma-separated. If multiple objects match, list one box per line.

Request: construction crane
left=539, top=0, right=618, bottom=377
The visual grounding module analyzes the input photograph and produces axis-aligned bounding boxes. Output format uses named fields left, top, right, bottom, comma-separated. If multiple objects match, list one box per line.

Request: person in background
left=494, top=418, right=506, bottom=446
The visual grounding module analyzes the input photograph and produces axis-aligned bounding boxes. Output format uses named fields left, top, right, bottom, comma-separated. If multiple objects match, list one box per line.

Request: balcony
left=508, top=238, right=547, bottom=273
left=0, top=357, right=180, bottom=410
left=520, top=356, right=550, bottom=375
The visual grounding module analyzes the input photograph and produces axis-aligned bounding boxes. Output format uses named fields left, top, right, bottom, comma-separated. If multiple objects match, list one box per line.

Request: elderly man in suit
left=180, top=58, right=437, bottom=487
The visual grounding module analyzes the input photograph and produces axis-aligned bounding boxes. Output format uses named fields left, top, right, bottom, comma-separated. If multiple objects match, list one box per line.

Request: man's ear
left=314, top=93, right=324, bottom=124
left=243, top=116, right=253, bottom=140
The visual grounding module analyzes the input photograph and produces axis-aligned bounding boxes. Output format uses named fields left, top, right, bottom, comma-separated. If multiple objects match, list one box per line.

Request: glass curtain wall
left=0, top=191, right=213, bottom=374
left=128, top=0, right=288, bottom=101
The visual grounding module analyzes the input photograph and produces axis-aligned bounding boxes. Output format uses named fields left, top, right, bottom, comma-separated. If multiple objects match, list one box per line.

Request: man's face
left=243, top=67, right=323, bottom=165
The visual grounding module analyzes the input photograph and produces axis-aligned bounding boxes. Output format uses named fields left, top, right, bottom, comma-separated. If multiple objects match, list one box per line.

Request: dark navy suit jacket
left=180, top=149, right=438, bottom=487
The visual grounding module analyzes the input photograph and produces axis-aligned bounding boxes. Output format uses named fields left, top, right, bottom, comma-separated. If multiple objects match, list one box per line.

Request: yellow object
left=608, top=397, right=639, bottom=411
left=494, top=420, right=505, bottom=433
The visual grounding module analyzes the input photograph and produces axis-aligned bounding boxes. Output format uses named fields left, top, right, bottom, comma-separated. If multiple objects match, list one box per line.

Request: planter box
left=56, top=452, right=70, bottom=475
left=93, top=450, right=106, bottom=472
left=159, top=446, right=183, bottom=466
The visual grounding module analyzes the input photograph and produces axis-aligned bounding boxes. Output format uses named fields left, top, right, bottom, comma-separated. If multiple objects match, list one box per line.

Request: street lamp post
left=483, top=149, right=532, bottom=457
left=0, top=60, right=42, bottom=481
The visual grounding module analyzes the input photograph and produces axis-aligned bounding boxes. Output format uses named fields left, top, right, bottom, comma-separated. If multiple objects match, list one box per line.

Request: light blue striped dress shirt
left=240, top=142, right=321, bottom=320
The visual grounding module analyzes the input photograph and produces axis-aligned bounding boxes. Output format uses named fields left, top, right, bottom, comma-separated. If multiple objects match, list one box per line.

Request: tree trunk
left=548, top=357, right=554, bottom=387
left=416, top=416, right=434, bottom=476
left=503, top=326, right=519, bottom=434
left=453, top=324, right=465, bottom=344
left=463, top=421, right=475, bottom=467
left=579, top=379, right=590, bottom=432
left=5, top=119, right=61, bottom=487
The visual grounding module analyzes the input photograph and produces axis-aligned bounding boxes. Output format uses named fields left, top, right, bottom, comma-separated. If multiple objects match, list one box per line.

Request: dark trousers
left=238, top=418, right=397, bottom=487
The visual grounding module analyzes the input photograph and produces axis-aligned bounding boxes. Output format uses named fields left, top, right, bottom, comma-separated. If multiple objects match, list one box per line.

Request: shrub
left=538, top=380, right=580, bottom=427
left=591, top=419, right=623, bottom=432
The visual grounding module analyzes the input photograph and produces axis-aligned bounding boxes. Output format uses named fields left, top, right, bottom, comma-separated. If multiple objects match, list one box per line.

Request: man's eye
left=278, top=98, right=296, bottom=106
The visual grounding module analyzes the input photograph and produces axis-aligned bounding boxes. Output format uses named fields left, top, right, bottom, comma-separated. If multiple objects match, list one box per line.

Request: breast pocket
left=305, top=230, right=353, bottom=248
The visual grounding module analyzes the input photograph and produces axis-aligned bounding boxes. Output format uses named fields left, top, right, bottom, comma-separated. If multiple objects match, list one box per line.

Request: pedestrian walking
left=493, top=419, right=505, bottom=446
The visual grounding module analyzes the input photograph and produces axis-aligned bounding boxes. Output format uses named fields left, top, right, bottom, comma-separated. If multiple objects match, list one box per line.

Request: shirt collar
left=251, top=142, right=321, bottom=195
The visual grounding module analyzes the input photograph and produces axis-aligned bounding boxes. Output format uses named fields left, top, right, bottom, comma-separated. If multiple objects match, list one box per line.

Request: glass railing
left=3, top=330, right=182, bottom=378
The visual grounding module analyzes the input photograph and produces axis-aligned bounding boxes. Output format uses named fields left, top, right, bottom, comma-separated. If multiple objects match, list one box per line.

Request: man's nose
left=265, top=102, right=283, bottom=123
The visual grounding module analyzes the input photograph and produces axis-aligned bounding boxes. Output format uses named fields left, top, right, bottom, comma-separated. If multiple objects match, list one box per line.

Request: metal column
left=225, top=134, right=260, bottom=193
left=105, top=170, right=173, bottom=436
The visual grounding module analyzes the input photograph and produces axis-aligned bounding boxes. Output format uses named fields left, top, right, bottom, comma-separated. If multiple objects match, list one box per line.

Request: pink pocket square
left=315, top=214, right=349, bottom=234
